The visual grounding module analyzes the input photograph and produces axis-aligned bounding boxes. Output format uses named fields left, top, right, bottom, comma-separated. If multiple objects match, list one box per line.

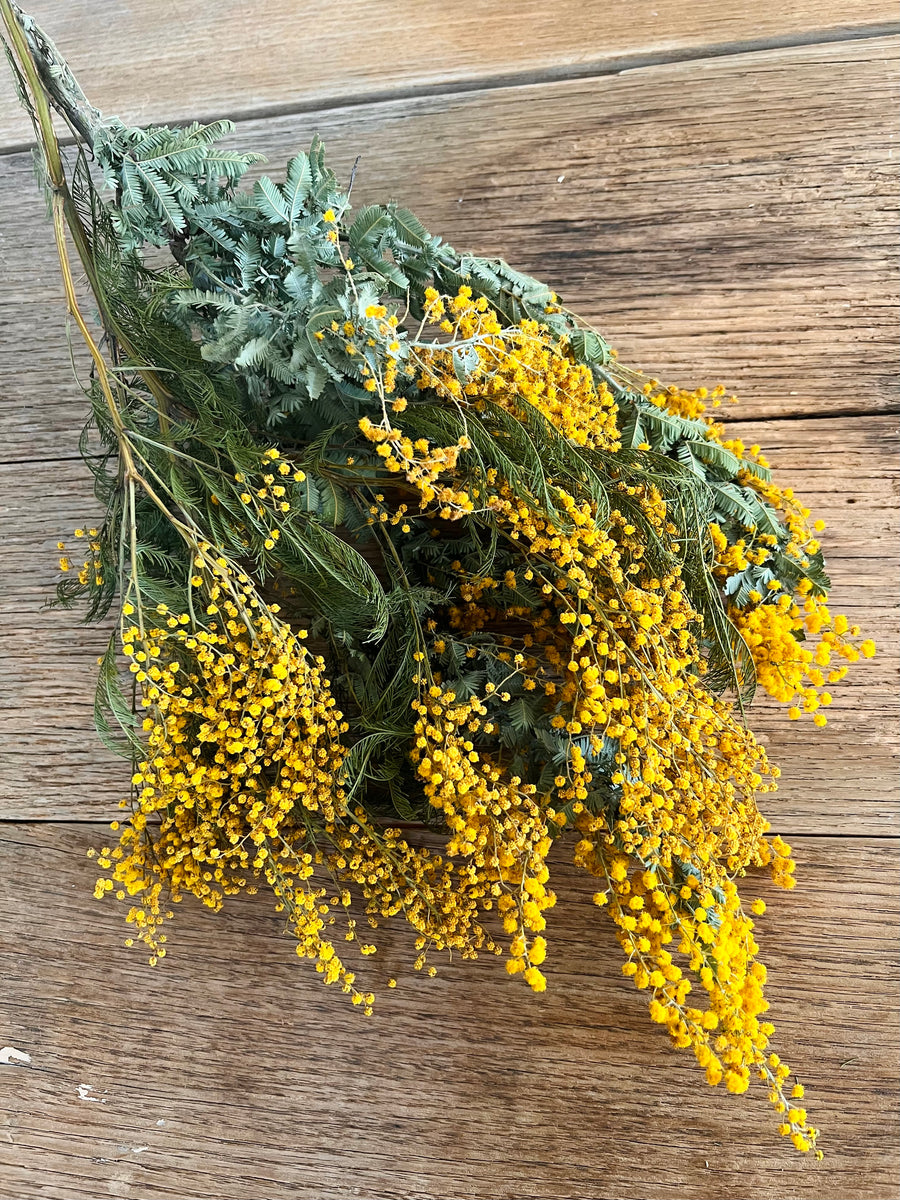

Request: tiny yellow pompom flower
left=523, top=966, right=547, bottom=992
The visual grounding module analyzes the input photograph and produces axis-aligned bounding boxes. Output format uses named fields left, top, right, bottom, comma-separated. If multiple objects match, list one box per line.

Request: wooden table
left=1, top=4, right=897, bottom=1197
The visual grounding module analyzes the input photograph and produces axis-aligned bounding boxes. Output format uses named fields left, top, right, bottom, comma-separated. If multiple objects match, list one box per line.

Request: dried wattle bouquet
left=2, top=2, right=877, bottom=1157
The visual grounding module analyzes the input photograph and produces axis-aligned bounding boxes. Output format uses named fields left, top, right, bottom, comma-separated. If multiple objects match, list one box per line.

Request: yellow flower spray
left=2, top=4, right=879, bottom=1157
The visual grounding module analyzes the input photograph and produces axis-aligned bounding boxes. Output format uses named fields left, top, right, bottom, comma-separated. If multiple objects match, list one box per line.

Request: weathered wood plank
left=0, top=1, right=896, bottom=150
left=2, top=416, right=895, bottom=826
left=0, top=38, right=897, bottom=465
left=730, top=416, right=900, bottom=834
left=0, top=825, right=896, bottom=1200
left=0, top=12, right=896, bottom=1200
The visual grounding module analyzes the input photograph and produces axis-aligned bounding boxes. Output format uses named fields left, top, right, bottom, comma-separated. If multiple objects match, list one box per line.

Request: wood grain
left=731, top=415, right=900, bottom=836
left=1, top=38, right=897, bottom=465
left=0, top=12, right=897, bottom=1199
left=2, top=414, right=895, bottom=826
left=0, top=824, right=897, bottom=1200
left=0, top=1, right=897, bottom=150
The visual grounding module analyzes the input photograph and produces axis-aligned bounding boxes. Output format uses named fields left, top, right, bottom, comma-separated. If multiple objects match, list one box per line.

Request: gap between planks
left=1, top=819, right=898, bottom=838
left=2, top=404, right=899, bottom=472
left=1, top=21, right=899, bottom=160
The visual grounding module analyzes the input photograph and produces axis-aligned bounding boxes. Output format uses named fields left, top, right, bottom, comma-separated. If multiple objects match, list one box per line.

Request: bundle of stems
left=2, top=3, right=876, bottom=1155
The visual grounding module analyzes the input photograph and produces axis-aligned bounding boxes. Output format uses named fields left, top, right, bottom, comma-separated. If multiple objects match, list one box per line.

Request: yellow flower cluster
left=19, top=9, right=861, bottom=1149
left=574, top=842, right=818, bottom=1152
left=410, top=684, right=555, bottom=991
left=358, top=414, right=474, bottom=517
left=415, top=286, right=620, bottom=449
left=79, top=294, right=865, bottom=1158
left=732, top=595, right=874, bottom=722
left=708, top=508, right=875, bottom=726
left=646, top=380, right=738, bottom=418
left=357, top=286, right=619, bottom=518
left=92, top=566, right=531, bottom=1005
left=646, top=382, right=875, bottom=725
left=437, top=472, right=821, bottom=1148
left=232, top=444, right=304, bottom=545
left=91, top=574, right=377, bottom=1001
left=57, top=526, right=104, bottom=585
left=352, top=315, right=825, bottom=1150
left=323, top=815, right=498, bottom=974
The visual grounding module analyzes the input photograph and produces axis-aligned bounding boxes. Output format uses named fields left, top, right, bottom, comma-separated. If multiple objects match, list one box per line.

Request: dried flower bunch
left=2, top=3, right=876, bottom=1156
